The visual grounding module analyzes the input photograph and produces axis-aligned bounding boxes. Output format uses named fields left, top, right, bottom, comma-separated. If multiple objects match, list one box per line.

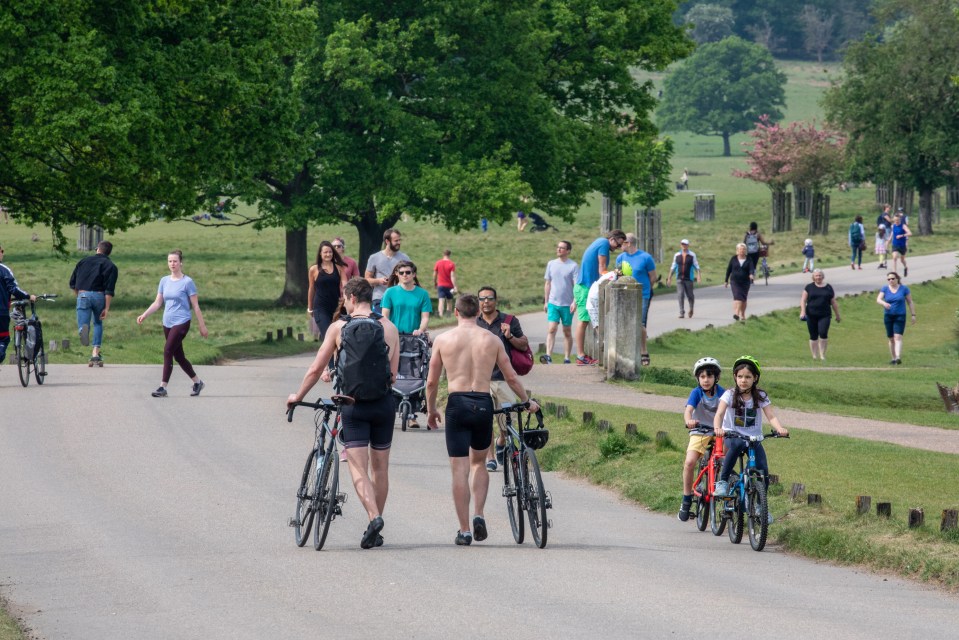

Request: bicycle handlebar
left=286, top=395, right=355, bottom=422
left=720, top=431, right=789, bottom=442
left=11, top=294, right=58, bottom=307
left=688, top=421, right=714, bottom=434
left=492, top=402, right=544, bottom=429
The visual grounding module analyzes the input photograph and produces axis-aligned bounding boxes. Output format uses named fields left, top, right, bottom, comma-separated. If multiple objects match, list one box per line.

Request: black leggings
left=162, top=321, right=197, bottom=383
left=805, top=314, right=831, bottom=340
left=445, top=392, right=494, bottom=457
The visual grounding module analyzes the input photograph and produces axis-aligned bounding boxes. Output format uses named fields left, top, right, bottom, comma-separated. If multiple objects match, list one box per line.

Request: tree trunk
left=276, top=227, right=308, bottom=307
left=354, top=208, right=402, bottom=275
left=722, top=132, right=731, bottom=157
left=770, top=189, right=792, bottom=232
left=918, top=186, right=934, bottom=236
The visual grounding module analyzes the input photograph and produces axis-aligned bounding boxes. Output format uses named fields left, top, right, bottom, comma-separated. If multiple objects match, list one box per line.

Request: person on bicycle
left=426, top=293, right=539, bottom=546
left=713, top=356, right=788, bottom=503
left=0, top=245, right=37, bottom=365
left=678, top=357, right=725, bottom=522
left=287, top=277, right=400, bottom=549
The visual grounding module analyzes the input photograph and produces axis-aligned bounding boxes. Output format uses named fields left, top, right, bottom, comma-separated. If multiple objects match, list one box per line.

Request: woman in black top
left=724, top=243, right=755, bottom=321
left=307, top=240, right=348, bottom=340
left=799, top=269, right=841, bottom=360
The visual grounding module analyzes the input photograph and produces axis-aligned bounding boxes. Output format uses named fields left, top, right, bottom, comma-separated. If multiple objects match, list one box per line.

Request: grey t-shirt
left=544, top=258, right=579, bottom=306
left=366, top=250, right=411, bottom=300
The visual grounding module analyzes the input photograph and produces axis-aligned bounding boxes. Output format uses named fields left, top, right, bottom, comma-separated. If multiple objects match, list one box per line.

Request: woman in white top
left=137, top=250, right=208, bottom=397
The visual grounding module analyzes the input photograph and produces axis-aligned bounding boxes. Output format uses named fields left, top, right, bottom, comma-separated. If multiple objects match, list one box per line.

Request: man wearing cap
left=665, top=239, right=701, bottom=319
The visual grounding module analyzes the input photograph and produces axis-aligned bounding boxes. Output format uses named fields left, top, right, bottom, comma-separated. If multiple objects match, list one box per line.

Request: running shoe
left=361, top=516, right=384, bottom=549
left=190, top=380, right=205, bottom=396
left=678, top=499, right=692, bottom=522
left=576, top=355, right=597, bottom=366
left=486, top=460, right=497, bottom=472
left=472, top=516, right=488, bottom=541
left=455, top=531, right=473, bottom=546
left=539, top=354, right=552, bottom=364
left=563, top=358, right=571, bottom=364
left=713, top=481, right=728, bottom=497
left=151, top=387, right=168, bottom=398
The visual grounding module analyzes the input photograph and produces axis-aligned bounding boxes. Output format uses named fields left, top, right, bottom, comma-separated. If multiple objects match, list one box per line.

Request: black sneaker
left=151, top=387, right=168, bottom=398
left=455, top=531, right=473, bottom=546
left=472, top=516, right=488, bottom=541
left=539, top=354, right=552, bottom=364
left=678, top=499, right=692, bottom=522
left=374, top=534, right=384, bottom=548
left=361, top=516, right=384, bottom=549
left=191, top=380, right=205, bottom=396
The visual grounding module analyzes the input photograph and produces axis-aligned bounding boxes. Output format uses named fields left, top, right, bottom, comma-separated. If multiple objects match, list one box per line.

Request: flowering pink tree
left=734, top=116, right=794, bottom=232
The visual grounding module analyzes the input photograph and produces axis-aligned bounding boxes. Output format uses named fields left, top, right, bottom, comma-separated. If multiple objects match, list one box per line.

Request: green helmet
left=733, top=355, right=761, bottom=379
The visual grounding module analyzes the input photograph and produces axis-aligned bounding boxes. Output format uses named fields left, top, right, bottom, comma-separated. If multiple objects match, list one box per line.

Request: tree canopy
left=657, top=36, right=786, bottom=156
left=685, top=3, right=736, bottom=44
left=823, top=0, right=959, bottom=235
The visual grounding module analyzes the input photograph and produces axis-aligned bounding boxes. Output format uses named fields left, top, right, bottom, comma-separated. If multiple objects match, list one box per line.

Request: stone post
left=604, top=276, right=642, bottom=381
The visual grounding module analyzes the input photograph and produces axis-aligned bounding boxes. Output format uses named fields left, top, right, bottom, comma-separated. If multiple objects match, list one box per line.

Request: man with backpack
left=743, top=221, right=771, bottom=271
left=287, top=277, right=399, bottom=549
left=849, top=215, right=866, bottom=270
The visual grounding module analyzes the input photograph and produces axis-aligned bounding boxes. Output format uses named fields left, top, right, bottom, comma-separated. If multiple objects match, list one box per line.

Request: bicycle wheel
left=502, top=443, right=524, bottom=544
left=33, top=343, right=46, bottom=385
left=293, top=449, right=318, bottom=547
left=399, top=400, right=410, bottom=432
left=523, top=449, right=548, bottom=549
left=15, top=335, right=30, bottom=387
left=728, top=494, right=745, bottom=544
left=694, top=457, right=709, bottom=531
left=710, top=495, right=727, bottom=536
left=747, top=478, right=769, bottom=552
left=763, top=261, right=769, bottom=286
left=313, top=449, right=340, bottom=551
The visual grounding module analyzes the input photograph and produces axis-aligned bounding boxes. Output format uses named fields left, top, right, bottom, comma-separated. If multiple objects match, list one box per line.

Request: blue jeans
left=851, top=244, right=863, bottom=266
left=76, top=291, right=106, bottom=347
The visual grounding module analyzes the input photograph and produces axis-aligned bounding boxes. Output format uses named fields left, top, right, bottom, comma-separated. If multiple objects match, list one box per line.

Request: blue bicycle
left=716, top=432, right=788, bottom=551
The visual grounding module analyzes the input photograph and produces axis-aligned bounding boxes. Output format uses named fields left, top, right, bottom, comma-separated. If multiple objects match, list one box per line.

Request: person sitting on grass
left=678, top=357, right=725, bottom=522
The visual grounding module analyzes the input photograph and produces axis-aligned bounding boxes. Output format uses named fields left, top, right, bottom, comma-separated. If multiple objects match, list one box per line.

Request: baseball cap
left=680, top=238, right=689, bottom=245
left=896, top=206, right=904, bottom=212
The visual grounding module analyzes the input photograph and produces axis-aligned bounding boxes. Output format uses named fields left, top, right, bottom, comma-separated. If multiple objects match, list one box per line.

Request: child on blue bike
left=713, top=355, right=788, bottom=499
left=678, top=357, right=725, bottom=522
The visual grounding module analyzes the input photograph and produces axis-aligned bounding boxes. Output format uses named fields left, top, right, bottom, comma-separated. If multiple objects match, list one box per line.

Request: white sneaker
left=713, top=481, right=728, bottom=497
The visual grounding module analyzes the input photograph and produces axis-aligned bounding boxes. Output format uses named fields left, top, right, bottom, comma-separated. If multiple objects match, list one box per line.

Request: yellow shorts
left=686, top=433, right=714, bottom=455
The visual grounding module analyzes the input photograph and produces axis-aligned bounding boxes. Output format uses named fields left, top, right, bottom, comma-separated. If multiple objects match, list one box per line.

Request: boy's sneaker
left=563, top=358, right=571, bottom=364
left=151, top=387, right=168, bottom=398
left=455, top=531, right=473, bottom=546
left=191, top=380, right=205, bottom=396
left=713, top=481, right=728, bottom=497
left=539, top=354, right=552, bottom=364
left=486, top=460, right=497, bottom=472
left=576, top=355, right=596, bottom=366
left=678, top=498, right=693, bottom=522
left=79, top=324, right=90, bottom=347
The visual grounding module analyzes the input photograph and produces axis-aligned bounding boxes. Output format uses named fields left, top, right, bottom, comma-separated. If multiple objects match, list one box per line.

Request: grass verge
left=537, top=398, right=959, bottom=590
left=0, top=597, right=25, bottom=640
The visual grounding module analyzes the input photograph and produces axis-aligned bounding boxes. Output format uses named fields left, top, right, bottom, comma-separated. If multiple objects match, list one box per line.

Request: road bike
left=10, top=294, right=57, bottom=387
left=286, top=395, right=352, bottom=550
left=759, top=245, right=772, bottom=285
left=686, top=423, right=726, bottom=534
left=715, top=431, right=788, bottom=551
left=493, top=402, right=552, bottom=548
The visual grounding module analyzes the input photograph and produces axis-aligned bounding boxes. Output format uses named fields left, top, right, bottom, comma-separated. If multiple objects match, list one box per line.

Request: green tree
left=685, top=3, right=736, bottom=44
left=0, top=1, right=314, bottom=250
left=657, top=36, right=786, bottom=156
left=823, top=0, right=959, bottom=236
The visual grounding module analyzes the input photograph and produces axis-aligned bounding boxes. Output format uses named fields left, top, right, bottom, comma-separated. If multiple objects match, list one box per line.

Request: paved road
left=2, top=358, right=957, bottom=639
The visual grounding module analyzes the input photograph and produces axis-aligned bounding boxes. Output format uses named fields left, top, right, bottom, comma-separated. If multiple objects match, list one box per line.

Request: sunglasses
left=397, top=270, right=414, bottom=276
left=332, top=244, right=343, bottom=249
left=478, top=296, right=496, bottom=301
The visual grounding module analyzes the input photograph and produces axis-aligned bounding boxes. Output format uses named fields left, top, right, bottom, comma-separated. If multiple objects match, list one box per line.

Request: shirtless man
left=426, top=294, right=539, bottom=546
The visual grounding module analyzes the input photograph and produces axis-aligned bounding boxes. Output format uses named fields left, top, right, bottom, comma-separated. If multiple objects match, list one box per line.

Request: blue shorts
left=437, top=286, right=453, bottom=299
left=884, top=313, right=906, bottom=337
left=641, top=297, right=650, bottom=327
left=546, top=303, right=573, bottom=326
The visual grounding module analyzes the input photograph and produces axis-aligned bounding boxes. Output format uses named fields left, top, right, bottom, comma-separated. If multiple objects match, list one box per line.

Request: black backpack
left=335, top=316, right=392, bottom=401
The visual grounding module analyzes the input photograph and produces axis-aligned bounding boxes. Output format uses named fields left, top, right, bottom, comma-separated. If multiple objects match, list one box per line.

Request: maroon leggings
left=162, top=321, right=196, bottom=383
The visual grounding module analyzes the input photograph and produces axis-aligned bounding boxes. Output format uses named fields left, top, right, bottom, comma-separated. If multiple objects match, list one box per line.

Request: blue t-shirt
left=881, top=284, right=911, bottom=316
left=381, top=285, right=432, bottom=334
left=616, top=250, right=656, bottom=299
left=159, top=275, right=198, bottom=328
left=577, top=237, right=611, bottom=287
left=686, top=384, right=726, bottom=427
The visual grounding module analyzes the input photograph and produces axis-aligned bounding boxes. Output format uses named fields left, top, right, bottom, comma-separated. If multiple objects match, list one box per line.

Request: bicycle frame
left=690, top=424, right=724, bottom=532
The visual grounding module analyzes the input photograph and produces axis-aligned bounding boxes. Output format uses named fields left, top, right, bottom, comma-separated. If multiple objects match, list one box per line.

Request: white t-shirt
left=719, top=388, right=770, bottom=438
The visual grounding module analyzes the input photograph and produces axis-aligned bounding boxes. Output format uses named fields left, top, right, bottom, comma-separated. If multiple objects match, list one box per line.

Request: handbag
left=504, top=314, right=533, bottom=375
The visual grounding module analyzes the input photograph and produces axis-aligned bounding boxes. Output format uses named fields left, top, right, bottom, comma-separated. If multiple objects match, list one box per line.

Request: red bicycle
left=689, top=423, right=726, bottom=535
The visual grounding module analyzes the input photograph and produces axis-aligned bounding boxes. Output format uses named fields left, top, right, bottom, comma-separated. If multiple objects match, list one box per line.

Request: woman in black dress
left=307, top=240, right=348, bottom=340
left=724, top=242, right=754, bottom=321
left=799, top=269, right=841, bottom=360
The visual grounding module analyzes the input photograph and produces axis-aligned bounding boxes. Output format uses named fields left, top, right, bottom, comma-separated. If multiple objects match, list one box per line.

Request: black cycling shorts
left=341, top=395, right=395, bottom=451
left=444, top=392, right=494, bottom=457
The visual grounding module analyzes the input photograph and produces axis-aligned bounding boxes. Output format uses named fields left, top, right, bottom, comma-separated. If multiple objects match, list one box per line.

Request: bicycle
left=758, top=244, right=772, bottom=286
left=714, top=431, right=788, bottom=551
left=286, top=395, right=352, bottom=550
left=493, top=402, right=552, bottom=548
left=10, top=294, right=57, bottom=387
left=686, top=422, right=726, bottom=534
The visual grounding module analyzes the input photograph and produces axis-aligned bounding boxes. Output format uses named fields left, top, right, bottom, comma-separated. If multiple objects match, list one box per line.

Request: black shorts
left=341, top=395, right=395, bottom=451
left=444, top=392, right=494, bottom=457
left=437, top=286, right=453, bottom=299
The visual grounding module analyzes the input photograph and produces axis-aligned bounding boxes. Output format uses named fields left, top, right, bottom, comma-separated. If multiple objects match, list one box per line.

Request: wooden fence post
left=876, top=502, right=892, bottom=518
left=597, top=420, right=611, bottom=432
left=789, top=483, right=805, bottom=500
left=625, top=423, right=638, bottom=436
left=62, top=339, right=70, bottom=350
left=908, top=508, right=924, bottom=528
left=808, top=494, right=822, bottom=505
left=582, top=411, right=595, bottom=427
left=265, top=331, right=273, bottom=342
left=941, top=509, right=958, bottom=531
left=856, top=496, right=872, bottom=515
left=556, top=405, right=569, bottom=419
left=768, top=474, right=779, bottom=485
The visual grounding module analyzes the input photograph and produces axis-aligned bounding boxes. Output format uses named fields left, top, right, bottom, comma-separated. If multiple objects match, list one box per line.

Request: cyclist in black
left=0, top=245, right=37, bottom=365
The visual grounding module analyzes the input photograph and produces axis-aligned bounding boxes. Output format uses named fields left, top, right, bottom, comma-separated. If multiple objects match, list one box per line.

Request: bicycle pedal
left=544, top=491, right=553, bottom=509
left=546, top=518, right=553, bottom=529
left=296, top=488, right=308, bottom=500
left=336, top=492, right=347, bottom=504
left=502, top=487, right=517, bottom=498
left=287, top=517, right=299, bottom=527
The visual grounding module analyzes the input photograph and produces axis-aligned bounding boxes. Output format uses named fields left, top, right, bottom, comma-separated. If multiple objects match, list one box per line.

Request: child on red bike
left=713, top=355, right=788, bottom=500
left=678, top=357, right=725, bottom=522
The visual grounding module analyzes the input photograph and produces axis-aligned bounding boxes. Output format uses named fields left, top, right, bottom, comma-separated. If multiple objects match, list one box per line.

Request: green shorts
left=547, top=303, right=573, bottom=326
left=573, top=284, right=590, bottom=322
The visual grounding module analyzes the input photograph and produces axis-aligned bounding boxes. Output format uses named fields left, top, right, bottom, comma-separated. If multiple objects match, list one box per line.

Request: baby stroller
left=528, top=212, right=558, bottom=232
left=393, top=334, right=432, bottom=431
